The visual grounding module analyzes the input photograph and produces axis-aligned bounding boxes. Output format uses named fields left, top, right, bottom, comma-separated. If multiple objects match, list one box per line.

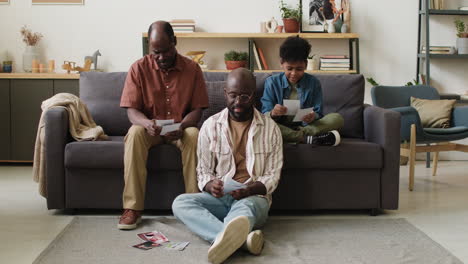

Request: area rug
left=33, top=217, right=462, bottom=264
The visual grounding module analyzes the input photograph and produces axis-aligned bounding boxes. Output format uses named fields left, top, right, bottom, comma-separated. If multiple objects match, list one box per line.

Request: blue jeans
left=172, top=192, right=270, bottom=243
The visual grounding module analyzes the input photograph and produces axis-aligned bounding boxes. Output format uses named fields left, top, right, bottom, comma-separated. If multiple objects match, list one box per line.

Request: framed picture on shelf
left=301, top=0, right=350, bottom=33
left=32, top=0, right=84, bottom=4
left=0, top=0, right=10, bottom=4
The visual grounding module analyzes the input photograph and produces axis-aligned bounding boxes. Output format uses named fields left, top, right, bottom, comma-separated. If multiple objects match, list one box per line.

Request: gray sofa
left=43, top=71, right=401, bottom=213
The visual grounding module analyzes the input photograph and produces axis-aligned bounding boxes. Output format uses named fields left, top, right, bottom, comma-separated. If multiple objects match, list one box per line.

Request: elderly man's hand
left=164, top=128, right=183, bottom=141
left=144, top=119, right=161, bottom=137
left=302, top=111, right=316, bottom=124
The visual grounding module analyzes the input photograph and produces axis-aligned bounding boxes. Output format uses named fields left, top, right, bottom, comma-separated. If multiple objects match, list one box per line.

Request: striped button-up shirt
left=197, top=108, right=283, bottom=205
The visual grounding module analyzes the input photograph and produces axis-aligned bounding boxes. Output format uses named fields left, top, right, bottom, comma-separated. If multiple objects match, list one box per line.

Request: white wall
left=1, top=0, right=468, bottom=159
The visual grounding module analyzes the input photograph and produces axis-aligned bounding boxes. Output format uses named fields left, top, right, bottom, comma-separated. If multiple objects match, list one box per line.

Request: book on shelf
left=321, top=55, right=348, bottom=59
left=170, top=19, right=195, bottom=25
left=257, top=47, right=269, bottom=70
left=170, top=19, right=196, bottom=32
left=319, top=67, right=350, bottom=71
left=421, top=46, right=455, bottom=54
left=252, top=41, right=263, bottom=70
left=320, top=59, right=350, bottom=63
left=320, top=63, right=351, bottom=67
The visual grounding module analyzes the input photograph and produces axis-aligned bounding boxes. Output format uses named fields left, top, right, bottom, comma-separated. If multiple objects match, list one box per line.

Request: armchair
left=372, top=85, right=468, bottom=191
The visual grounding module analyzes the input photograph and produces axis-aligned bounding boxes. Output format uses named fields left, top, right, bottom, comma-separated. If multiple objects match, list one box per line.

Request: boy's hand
left=302, top=111, right=316, bottom=123
left=271, top=104, right=287, bottom=117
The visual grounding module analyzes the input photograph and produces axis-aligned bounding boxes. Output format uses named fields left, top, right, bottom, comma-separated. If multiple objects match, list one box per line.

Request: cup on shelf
left=2, top=61, right=12, bottom=73
left=275, top=25, right=284, bottom=33
left=260, top=22, right=267, bottom=33
left=39, top=64, right=46, bottom=73
left=32, top=59, right=39, bottom=73
left=48, top=60, right=55, bottom=73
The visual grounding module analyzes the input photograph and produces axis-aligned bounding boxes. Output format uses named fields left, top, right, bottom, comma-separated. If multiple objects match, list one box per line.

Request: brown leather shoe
left=118, top=209, right=142, bottom=230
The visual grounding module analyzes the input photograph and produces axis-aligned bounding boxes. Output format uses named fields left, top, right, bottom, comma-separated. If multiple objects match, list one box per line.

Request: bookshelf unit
left=417, top=0, right=468, bottom=85
left=142, top=32, right=360, bottom=74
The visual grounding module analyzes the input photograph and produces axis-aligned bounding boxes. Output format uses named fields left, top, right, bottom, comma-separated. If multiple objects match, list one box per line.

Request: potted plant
left=20, top=25, right=43, bottom=73
left=224, top=50, right=248, bottom=70
left=279, top=0, right=300, bottom=33
left=454, top=19, right=468, bottom=54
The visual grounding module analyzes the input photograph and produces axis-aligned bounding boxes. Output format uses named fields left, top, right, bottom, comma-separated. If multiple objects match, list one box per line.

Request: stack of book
left=421, top=46, right=456, bottom=54
left=319, top=55, right=350, bottom=71
left=170, top=19, right=195, bottom=33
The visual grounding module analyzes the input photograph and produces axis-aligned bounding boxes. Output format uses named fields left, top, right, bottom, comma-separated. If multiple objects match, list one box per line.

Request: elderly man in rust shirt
left=118, top=21, right=209, bottom=229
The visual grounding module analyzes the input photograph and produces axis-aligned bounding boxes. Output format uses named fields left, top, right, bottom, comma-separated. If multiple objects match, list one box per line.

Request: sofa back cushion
left=80, top=71, right=364, bottom=138
left=80, top=72, right=131, bottom=136
left=315, top=74, right=365, bottom=138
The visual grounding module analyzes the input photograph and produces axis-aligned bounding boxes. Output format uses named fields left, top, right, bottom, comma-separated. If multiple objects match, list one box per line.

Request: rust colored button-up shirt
left=120, top=53, right=208, bottom=122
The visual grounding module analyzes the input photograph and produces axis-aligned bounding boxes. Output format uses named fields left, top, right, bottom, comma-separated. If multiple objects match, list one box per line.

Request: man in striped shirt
left=172, top=68, right=283, bottom=264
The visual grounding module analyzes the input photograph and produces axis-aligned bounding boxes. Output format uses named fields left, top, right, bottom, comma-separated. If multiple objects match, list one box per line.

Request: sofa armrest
left=391, top=106, right=425, bottom=142
left=44, top=108, right=71, bottom=209
left=452, top=106, right=468, bottom=127
left=363, top=104, right=401, bottom=209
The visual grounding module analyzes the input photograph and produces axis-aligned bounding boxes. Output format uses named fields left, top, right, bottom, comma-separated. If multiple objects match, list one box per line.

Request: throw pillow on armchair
left=410, top=97, right=456, bottom=128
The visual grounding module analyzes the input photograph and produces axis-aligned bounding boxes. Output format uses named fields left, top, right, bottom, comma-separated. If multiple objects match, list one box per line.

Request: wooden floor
left=1, top=161, right=468, bottom=263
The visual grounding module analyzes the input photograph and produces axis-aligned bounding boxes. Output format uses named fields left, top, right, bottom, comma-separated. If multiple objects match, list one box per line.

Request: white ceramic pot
left=23, top=45, right=40, bottom=72
left=307, top=58, right=318, bottom=71
left=457, top=38, right=468, bottom=54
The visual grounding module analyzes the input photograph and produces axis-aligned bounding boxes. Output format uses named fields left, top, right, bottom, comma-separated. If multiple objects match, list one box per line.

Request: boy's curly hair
left=279, top=36, right=311, bottom=62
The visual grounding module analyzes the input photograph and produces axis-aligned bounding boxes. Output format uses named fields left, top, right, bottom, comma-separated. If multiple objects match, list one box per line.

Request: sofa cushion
left=199, top=81, right=227, bottom=126
left=65, top=136, right=182, bottom=170
left=315, top=74, right=365, bottom=138
left=80, top=72, right=131, bottom=136
left=282, top=138, right=382, bottom=169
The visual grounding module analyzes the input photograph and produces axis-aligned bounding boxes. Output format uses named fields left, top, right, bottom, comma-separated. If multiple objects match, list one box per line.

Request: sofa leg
left=370, top=208, right=380, bottom=216
left=64, top=208, right=77, bottom=215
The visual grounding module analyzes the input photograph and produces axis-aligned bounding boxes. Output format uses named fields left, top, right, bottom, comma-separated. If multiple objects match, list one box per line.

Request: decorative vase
left=266, top=17, right=278, bottom=33
left=225, top=60, right=247, bottom=70
left=2, top=61, right=13, bottom=73
left=327, top=21, right=336, bottom=33
left=282, top=18, right=299, bottom=33
left=307, top=58, right=318, bottom=71
left=341, top=23, right=349, bottom=33
left=456, top=38, right=468, bottom=54
left=23, top=45, right=40, bottom=73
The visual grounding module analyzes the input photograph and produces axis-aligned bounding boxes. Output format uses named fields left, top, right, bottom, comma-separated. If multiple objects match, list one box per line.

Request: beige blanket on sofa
left=33, top=93, right=108, bottom=198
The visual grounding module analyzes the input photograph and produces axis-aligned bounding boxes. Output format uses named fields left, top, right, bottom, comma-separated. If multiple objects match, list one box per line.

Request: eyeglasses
left=226, top=92, right=253, bottom=103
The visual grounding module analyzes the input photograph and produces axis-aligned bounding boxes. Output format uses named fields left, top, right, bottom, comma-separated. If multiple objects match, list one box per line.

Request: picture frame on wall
left=32, top=0, right=84, bottom=4
left=0, top=0, right=10, bottom=5
left=301, top=0, right=349, bottom=33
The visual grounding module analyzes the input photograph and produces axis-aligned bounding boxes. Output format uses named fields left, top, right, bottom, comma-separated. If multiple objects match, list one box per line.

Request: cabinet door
left=54, top=80, right=79, bottom=96
left=0, top=80, right=10, bottom=160
left=11, top=80, right=53, bottom=161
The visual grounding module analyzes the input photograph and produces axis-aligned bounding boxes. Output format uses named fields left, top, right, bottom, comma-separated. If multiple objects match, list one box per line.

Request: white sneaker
left=208, top=216, right=250, bottom=264
left=244, top=230, right=264, bottom=255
